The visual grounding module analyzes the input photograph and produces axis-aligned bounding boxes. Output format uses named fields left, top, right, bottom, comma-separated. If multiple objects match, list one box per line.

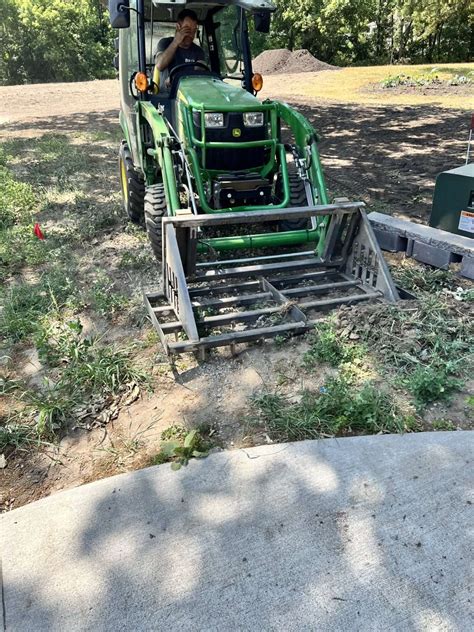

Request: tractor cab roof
left=150, top=0, right=275, bottom=22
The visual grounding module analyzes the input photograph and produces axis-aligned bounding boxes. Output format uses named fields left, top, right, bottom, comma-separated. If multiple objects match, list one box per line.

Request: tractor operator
left=154, top=9, right=205, bottom=88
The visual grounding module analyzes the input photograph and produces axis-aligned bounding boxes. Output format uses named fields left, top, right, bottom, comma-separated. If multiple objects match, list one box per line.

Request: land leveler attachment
left=144, top=202, right=399, bottom=355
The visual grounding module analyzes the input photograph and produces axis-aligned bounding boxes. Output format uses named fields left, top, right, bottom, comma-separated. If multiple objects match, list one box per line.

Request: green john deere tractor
left=109, top=0, right=399, bottom=356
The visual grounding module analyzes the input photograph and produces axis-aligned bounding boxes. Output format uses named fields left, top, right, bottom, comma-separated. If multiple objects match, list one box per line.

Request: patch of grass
left=391, top=263, right=458, bottom=294
left=119, top=249, right=153, bottom=270
left=19, top=386, right=76, bottom=440
left=421, top=66, right=474, bottom=78
left=431, top=419, right=456, bottom=431
left=381, top=73, right=443, bottom=88
left=0, top=165, right=38, bottom=229
left=0, top=422, right=34, bottom=453
left=35, top=319, right=148, bottom=396
left=2, top=320, right=150, bottom=450
left=88, top=276, right=130, bottom=318
left=252, top=376, right=418, bottom=441
left=342, top=292, right=473, bottom=408
left=303, top=319, right=366, bottom=368
left=406, top=365, right=464, bottom=407
left=272, top=62, right=474, bottom=109
left=0, top=224, right=51, bottom=279
left=0, top=271, right=82, bottom=342
left=152, top=426, right=211, bottom=470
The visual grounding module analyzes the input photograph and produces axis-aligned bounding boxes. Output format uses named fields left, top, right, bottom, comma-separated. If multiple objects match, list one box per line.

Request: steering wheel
left=168, top=61, right=210, bottom=83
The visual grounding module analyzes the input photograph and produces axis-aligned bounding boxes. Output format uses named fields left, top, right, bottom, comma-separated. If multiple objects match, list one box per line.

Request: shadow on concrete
left=3, top=432, right=472, bottom=630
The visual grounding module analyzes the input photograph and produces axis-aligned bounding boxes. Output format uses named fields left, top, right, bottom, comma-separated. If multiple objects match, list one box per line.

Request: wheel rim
left=120, top=157, right=128, bottom=206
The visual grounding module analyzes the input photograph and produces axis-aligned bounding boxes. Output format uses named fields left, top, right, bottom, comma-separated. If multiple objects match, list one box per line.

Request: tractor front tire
left=119, top=141, right=145, bottom=225
left=144, top=184, right=167, bottom=261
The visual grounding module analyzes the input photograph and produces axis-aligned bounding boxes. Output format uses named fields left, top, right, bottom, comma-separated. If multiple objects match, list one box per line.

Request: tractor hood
left=177, top=76, right=261, bottom=111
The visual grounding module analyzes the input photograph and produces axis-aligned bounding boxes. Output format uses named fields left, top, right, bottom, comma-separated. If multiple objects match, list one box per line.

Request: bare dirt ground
left=1, top=78, right=472, bottom=511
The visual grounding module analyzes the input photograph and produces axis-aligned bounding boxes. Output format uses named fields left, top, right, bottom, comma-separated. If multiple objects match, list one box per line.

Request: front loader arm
left=271, top=100, right=329, bottom=207
left=139, top=102, right=181, bottom=215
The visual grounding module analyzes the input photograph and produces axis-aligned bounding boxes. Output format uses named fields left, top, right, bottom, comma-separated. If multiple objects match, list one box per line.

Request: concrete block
left=461, top=256, right=474, bottom=280
left=372, top=228, right=408, bottom=252
left=412, top=241, right=454, bottom=269
left=406, top=238, right=414, bottom=258
left=368, top=212, right=474, bottom=257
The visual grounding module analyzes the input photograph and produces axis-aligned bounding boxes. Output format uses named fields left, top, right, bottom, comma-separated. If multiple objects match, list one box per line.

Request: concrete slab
left=1, top=432, right=473, bottom=631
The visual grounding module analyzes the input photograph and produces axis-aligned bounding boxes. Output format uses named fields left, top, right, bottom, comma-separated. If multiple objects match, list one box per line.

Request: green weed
left=252, top=376, right=418, bottom=442
left=35, top=320, right=148, bottom=396
left=391, top=264, right=457, bottom=294
left=406, top=365, right=464, bottom=407
left=0, top=224, right=50, bottom=278
left=119, top=249, right=153, bottom=270
left=0, top=164, right=38, bottom=229
left=303, top=319, right=366, bottom=368
left=0, top=271, right=81, bottom=342
left=381, top=73, right=442, bottom=88
left=0, top=422, right=34, bottom=452
left=349, top=294, right=473, bottom=407
left=88, top=276, right=130, bottom=317
left=431, top=419, right=456, bottom=431
left=152, top=426, right=210, bottom=470
left=1, top=320, right=150, bottom=450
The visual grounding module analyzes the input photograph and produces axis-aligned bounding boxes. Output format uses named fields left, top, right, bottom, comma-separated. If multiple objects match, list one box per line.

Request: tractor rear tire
left=144, top=184, right=167, bottom=261
left=280, top=162, right=309, bottom=232
left=119, top=141, right=145, bottom=225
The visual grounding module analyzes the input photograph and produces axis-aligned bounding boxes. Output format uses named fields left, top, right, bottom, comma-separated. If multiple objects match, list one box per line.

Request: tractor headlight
left=243, top=112, right=264, bottom=127
left=204, top=112, right=224, bottom=128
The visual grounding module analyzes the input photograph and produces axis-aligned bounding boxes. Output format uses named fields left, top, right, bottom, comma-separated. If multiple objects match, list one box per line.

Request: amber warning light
left=252, top=73, right=263, bottom=92
left=134, top=72, right=149, bottom=93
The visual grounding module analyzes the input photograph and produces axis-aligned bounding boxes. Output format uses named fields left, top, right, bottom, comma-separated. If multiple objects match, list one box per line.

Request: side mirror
left=109, top=0, right=130, bottom=29
left=254, top=11, right=271, bottom=34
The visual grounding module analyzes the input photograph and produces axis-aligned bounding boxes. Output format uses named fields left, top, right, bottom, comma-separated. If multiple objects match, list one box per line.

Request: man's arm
left=155, top=39, right=179, bottom=72
left=155, top=25, right=194, bottom=71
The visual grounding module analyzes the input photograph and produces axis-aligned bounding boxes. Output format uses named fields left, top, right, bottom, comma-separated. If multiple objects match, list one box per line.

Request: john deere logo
left=232, top=128, right=242, bottom=138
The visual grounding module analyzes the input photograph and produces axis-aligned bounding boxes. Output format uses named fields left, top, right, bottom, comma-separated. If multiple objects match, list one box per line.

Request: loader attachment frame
left=144, top=202, right=399, bottom=355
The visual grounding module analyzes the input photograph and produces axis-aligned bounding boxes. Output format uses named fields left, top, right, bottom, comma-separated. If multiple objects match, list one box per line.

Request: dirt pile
left=253, top=48, right=337, bottom=74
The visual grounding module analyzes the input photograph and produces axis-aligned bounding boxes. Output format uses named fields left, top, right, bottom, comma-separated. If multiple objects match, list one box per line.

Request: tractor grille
left=192, top=111, right=267, bottom=170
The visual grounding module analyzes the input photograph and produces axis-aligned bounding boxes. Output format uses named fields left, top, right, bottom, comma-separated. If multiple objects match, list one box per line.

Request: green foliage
left=119, top=249, right=153, bottom=270
left=251, top=0, right=473, bottom=66
left=0, top=164, right=37, bottom=229
left=88, top=276, right=130, bottom=318
left=392, top=264, right=458, bottom=294
left=382, top=71, right=472, bottom=88
left=252, top=376, right=418, bottom=441
left=1, top=319, right=150, bottom=449
left=350, top=292, right=473, bottom=408
left=0, top=271, right=81, bottom=341
left=0, top=421, right=34, bottom=452
left=303, top=319, right=365, bottom=367
left=35, top=319, right=148, bottom=395
left=405, top=365, right=463, bottom=407
left=431, top=419, right=456, bottom=431
left=381, top=73, right=441, bottom=87
left=153, top=427, right=210, bottom=470
left=0, top=0, right=115, bottom=85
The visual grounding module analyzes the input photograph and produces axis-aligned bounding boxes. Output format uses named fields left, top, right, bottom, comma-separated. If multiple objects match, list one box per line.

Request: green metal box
left=429, top=163, right=474, bottom=239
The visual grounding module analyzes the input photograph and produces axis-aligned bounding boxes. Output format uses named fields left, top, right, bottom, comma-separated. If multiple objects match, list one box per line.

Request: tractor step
left=144, top=202, right=400, bottom=355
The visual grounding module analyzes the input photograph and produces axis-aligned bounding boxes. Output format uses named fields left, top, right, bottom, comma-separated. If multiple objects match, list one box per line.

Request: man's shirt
left=155, top=37, right=205, bottom=89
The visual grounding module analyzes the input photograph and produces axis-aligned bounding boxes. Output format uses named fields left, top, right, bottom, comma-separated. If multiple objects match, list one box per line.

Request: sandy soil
left=1, top=78, right=472, bottom=511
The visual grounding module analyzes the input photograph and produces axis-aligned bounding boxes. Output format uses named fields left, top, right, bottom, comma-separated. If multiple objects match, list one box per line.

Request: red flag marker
left=33, top=222, right=45, bottom=240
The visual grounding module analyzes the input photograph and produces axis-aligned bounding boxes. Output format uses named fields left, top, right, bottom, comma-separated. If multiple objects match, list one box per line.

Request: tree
left=0, top=0, right=114, bottom=85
